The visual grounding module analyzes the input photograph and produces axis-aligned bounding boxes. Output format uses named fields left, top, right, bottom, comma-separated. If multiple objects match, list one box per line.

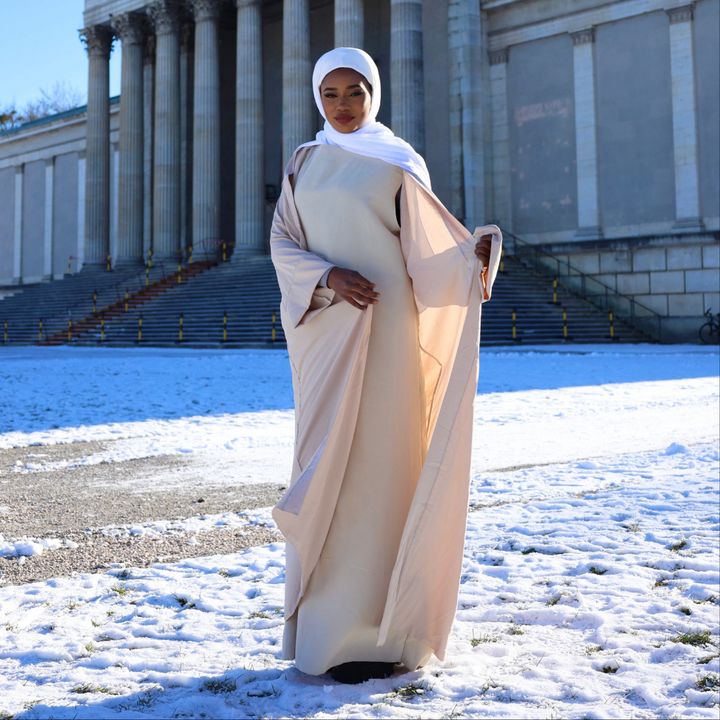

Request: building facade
left=0, top=0, right=718, bottom=340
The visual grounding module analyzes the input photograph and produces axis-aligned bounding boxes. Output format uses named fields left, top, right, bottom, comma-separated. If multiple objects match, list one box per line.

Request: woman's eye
left=323, top=93, right=337, bottom=99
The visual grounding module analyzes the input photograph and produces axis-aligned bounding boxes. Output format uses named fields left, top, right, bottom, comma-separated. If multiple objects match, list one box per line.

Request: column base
left=574, top=226, right=604, bottom=241
left=672, top=217, right=706, bottom=233
left=230, top=245, right=267, bottom=262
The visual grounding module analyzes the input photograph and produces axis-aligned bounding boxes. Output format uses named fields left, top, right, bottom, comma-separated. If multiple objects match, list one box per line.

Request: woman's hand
left=475, top=234, right=493, bottom=266
left=327, top=267, right=380, bottom=311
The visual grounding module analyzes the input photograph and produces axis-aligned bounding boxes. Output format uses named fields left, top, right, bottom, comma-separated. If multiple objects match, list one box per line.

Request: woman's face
left=320, top=68, right=373, bottom=134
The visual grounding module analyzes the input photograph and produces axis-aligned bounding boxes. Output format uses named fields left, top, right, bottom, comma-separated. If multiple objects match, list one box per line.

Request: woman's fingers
left=327, top=267, right=380, bottom=310
left=475, top=234, right=492, bottom=264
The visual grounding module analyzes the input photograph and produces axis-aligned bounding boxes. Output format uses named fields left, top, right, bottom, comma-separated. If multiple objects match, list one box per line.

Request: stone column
left=282, top=0, right=313, bottom=166
left=149, top=0, right=181, bottom=257
left=77, top=152, right=86, bottom=268
left=80, top=25, right=113, bottom=264
left=489, top=48, right=511, bottom=230
left=667, top=5, right=704, bottom=231
left=110, top=142, right=119, bottom=263
left=571, top=28, right=602, bottom=240
left=180, top=23, right=194, bottom=255
left=335, top=0, right=363, bottom=48
left=390, top=0, right=424, bottom=153
left=191, top=0, right=222, bottom=252
left=143, top=35, right=156, bottom=261
left=235, top=0, right=265, bottom=250
left=13, top=166, right=22, bottom=284
left=44, top=158, right=54, bottom=279
left=112, top=13, right=146, bottom=262
left=448, top=0, right=484, bottom=228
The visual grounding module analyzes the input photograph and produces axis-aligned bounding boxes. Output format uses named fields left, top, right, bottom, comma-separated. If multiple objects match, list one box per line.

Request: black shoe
left=329, top=661, right=396, bottom=684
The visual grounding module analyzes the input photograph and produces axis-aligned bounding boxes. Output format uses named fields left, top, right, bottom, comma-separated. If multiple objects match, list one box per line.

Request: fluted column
left=235, top=0, right=265, bottom=250
left=43, top=158, right=54, bottom=279
left=489, top=49, right=511, bottom=230
left=80, top=25, right=113, bottom=264
left=180, top=23, right=194, bottom=253
left=149, top=0, right=181, bottom=257
left=335, top=0, right=363, bottom=48
left=667, top=5, right=704, bottom=231
left=112, top=13, right=146, bottom=261
left=143, top=36, right=156, bottom=261
left=390, top=0, right=424, bottom=153
left=191, top=0, right=222, bottom=251
left=282, top=0, right=313, bottom=166
left=12, top=166, right=23, bottom=283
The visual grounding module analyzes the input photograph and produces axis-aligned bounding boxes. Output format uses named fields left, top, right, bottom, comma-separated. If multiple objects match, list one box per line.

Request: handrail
left=500, top=228, right=663, bottom=341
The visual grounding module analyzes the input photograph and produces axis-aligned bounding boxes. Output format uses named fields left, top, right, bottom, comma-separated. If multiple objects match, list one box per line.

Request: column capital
left=80, top=25, right=114, bottom=58
left=144, top=33, right=157, bottom=63
left=190, top=0, right=224, bottom=21
left=44, top=156, right=55, bottom=168
left=148, top=0, right=182, bottom=35
left=111, top=13, right=147, bottom=46
left=489, top=48, right=508, bottom=65
left=235, top=0, right=261, bottom=7
left=666, top=4, right=693, bottom=24
left=570, top=27, right=595, bottom=45
left=180, top=22, right=194, bottom=52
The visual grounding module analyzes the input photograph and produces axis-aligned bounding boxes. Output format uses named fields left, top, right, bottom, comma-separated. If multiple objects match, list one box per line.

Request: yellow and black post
left=563, top=307, right=568, bottom=339
left=272, top=312, right=276, bottom=342
left=189, top=245, right=193, bottom=263
left=222, top=242, right=227, bottom=262
left=67, top=318, right=72, bottom=342
left=512, top=308, right=517, bottom=341
left=179, top=313, right=183, bottom=342
left=223, top=310, right=227, bottom=342
left=106, top=253, right=111, bottom=271
left=67, top=257, right=72, bottom=274
left=138, top=314, right=142, bottom=343
left=148, top=248, right=153, bottom=268
left=553, top=279, right=558, bottom=305
left=38, top=319, right=43, bottom=343
left=177, top=263, right=182, bottom=283
left=609, top=310, right=615, bottom=340
left=145, top=265, right=150, bottom=287
left=500, top=248, right=505, bottom=273
left=124, top=289, right=129, bottom=312
left=100, top=316, right=105, bottom=342
left=93, top=290, right=97, bottom=314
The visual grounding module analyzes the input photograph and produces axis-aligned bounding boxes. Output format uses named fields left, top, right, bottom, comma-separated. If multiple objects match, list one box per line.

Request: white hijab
left=301, top=47, right=432, bottom=190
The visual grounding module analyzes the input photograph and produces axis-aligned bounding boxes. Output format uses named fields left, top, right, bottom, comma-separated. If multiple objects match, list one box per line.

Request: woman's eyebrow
left=322, top=84, right=363, bottom=92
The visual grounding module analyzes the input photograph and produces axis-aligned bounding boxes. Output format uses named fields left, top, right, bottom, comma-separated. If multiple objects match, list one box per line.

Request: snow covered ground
left=0, top=344, right=718, bottom=718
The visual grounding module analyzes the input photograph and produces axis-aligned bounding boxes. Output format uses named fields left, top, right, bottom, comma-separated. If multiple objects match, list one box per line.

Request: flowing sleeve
left=269, top=149, right=337, bottom=329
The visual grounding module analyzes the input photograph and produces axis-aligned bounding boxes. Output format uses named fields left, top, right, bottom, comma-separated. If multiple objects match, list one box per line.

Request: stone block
left=568, top=252, right=600, bottom=274
left=617, top=272, right=650, bottom=295
left=650, top=270, right=685, bottom=294
left=667, top=245, right=702, bottom=269
left=703, top=244, right=720, bottom=268
left=685, top=269, right=720, bottom=293
left=633, top=247, right=666, bottom=272
left=634, top=294, right=668, bottom=316
left=668, top=293, right=704, bottom=317
left=704, top=293, right=720, bottom=313
left=600, top=250, right=632, bottom=273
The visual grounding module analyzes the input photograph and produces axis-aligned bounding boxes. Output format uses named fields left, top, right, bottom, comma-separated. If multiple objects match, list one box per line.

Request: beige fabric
left=270, top=144, right=502, bottom=672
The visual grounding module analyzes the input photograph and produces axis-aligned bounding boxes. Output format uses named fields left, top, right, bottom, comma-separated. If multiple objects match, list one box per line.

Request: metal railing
left=500, top=229, right=664, bottom=342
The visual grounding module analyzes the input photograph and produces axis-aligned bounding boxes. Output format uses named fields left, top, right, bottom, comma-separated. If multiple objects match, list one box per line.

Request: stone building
left=0, top=0, right=718, bottom=340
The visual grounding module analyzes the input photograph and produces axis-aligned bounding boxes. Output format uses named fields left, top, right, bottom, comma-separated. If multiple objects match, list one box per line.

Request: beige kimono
left=270, top=144, right=502, bottom=675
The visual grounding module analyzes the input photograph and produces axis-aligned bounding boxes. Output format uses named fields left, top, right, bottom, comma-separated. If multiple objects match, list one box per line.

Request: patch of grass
left=546, top=593, right=563, bottom=607
left=696, top=674, right=720, bottom=691
left=91, top=619, right=102, bottom=627
left=66, top=601, right=80, bottom=611
left=22, top=702, right=40, bottom=711
left=624, top=522, right=640, bottom=532
left=471, top=631, right=498, bottom=647
left=392, top=681, right=428, bottom=698
left=478, top=680, right=502, bottom=696
left=692, top=595, right=719, bottom=606
left=588, top=566, right=607, bottom=575
left=678, top=607, right=692, bottom=616
left=115, top=569, right=131, bottom=580
left=106, top=610, right=115, bottom=617
left=601, top=661, right=619, bottom=674
left=672, top=630, right=712, bottom=646
left=172, top=594, right=195, bottom=609
left=111, top=584, right=129, bottom=596
left=4, top=623, right=18, bottom=633
left=247, top=685, right=280, bottom=698
left=249, top=611, right=271, bottom=620
left=85, top=642, right=96, bottom=654
left=0, top=710, right=14, bottom=719
left=654, top=578, right=670, bottom=588
left=71, top=683, right=120, bottom=695
left=201, top=677, right=237, bottom=694
left=698, top=653, right=720, bottom=665
left=585, top=645, right=602, bottom=655
left=521, top=548, right=537, bottom=555
left=507, top=623, right=525, bottom=636
left=669, top=539, right=687, bottom=552
left=218, top=568, right=230, bottom=578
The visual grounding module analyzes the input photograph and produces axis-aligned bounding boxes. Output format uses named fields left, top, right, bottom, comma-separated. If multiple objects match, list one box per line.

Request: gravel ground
left=0, top=440, right=285, bottom=586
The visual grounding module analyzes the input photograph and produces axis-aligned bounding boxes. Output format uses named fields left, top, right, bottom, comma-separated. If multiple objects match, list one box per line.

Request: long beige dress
left=291, top=144, right=433, bottom=675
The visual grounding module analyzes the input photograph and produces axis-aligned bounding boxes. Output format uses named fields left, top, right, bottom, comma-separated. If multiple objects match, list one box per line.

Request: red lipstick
left=335, top=114, right=353, bottom=124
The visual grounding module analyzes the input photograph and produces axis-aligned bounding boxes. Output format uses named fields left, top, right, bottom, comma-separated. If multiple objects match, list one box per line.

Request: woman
left=270, top=47, right=501, bottom=685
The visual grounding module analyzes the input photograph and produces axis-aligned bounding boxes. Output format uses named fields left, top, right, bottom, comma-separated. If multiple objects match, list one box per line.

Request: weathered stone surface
left=702, top=244, right=720, bottom=268
left=633, top=247, right=666, bottom=272
left=616, top=272, right=649, bottom=295
left=650, top=270, right=684, bottom=294
left=600, top=251, right=631, bottom=274
left=633, top=293, right=668, bottom=316
left=667, top=245, right=702, bottom=269
left=704, top=292, right=720, bottom=313
left=668, top=292, right=704, bottom=316
left=567, top=252, right=600, bottom=274
left=685, top=268, right=720, bottom=293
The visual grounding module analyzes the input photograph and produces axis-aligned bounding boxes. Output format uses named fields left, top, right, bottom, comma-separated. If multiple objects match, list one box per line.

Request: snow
left=0, top=344, right=719, bottom=718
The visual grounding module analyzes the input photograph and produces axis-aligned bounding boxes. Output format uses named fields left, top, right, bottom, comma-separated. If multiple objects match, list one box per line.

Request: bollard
left=93, top=290, right=97, bottom=314
left=222, top=242, right=227, bottom=262
left=223, top=310, right=227, bottom=342
left=553, top=279, right=558, bottom=305
left=106, top=253, right=111, bottom=271
left=138, top=314, right=142, bottom=343
left=38, top=319, right=43, bottom=343
left=177, top=263, right=182, bottom=284
left=145, top=265, right=150, bottom=287
left=512, top=308, right=517, bottom=341
left=67, top=318, right=72, bottom=342
left=100, top=316, right=105, bottom=342
left=272, top=312, right=276, bottom=342
left=189, top=245, right=193, bottom=264
left=179, top=313, right=183, bottom=343
left=67, top=257, right=72, bottom=274
left=124, top=289, right=129, bottom=312
left=609, top=310, right=615, bottom=340
left=500, top=248, right=505, bottom=273
left=563, top=307, right=568, bottom=339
